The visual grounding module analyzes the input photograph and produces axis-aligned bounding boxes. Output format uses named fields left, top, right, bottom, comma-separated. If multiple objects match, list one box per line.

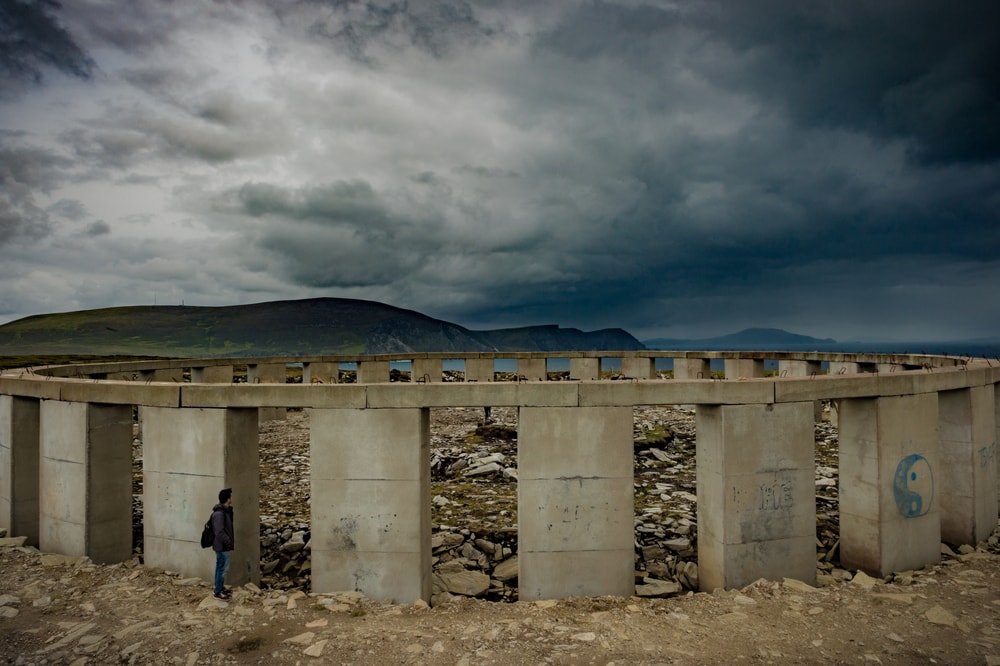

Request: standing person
left=211, top=487, right=234, bottom=600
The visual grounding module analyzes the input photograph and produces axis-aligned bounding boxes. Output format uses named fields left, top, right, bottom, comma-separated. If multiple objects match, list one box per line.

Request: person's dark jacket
left=211, top=503, right=234, bottom=552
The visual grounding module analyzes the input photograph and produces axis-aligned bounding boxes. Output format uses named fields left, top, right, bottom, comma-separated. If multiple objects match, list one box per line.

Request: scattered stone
left=635, top=579, right=682, bottom=598
left=284, top=631, right=316, bottom=645
left=303, top=639, right=328, bottom=657
left=438, top=570, right=490, bottom=597
left=924, top=605, right=957, bottom=627
left=850, top=571, right=877, bottom=590
left=0, top=537, right=27, bottom=547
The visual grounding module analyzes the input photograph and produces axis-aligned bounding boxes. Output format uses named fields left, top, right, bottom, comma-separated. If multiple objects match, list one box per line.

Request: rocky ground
left=1, top=404, right=999, bottom=665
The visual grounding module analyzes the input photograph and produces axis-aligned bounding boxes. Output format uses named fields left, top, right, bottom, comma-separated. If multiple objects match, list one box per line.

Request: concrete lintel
left=366, top=383, right=579, bottom=408
left=579, top=380, right=773, bottom=407
left=59, top=380, right=181, bottom=407
left=181, top=384, right=367, bottom=409
left=0, top=376, right=62, bottom=400
left=774, top=375, right=882, bottom=402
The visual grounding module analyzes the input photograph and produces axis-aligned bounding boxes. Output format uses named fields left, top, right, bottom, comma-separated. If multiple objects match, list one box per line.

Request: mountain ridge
left=0, top=297, right=644, bottom=356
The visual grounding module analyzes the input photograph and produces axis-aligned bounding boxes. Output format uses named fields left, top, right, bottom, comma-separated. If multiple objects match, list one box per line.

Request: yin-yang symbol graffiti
left=893, top=454, right=933, bottom=518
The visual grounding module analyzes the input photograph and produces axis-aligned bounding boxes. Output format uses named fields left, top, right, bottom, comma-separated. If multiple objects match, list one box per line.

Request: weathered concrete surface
left=673, top=358, right=710, bottom=380
left=696, top=402, right=816, bottom=590
left=938, top=386, right=998, bottom=544
left=302, top=362, right=338, bottom=385
left=0, top=395, right=39, bottom=546
left=191, top=365, right=234, bottom=383
left=838, top=393, right=941, bottom=576
left=622, top=357, right=655, bottom=380
left=38, top=401, right=132, bottom=564
left=310, top=408, right=431, bottom=603
left=570, top=357, right=600, bottom=380
left=464, top=358, right=495, bottom=383
left=724, top=359, right=764, bottom=380
left=517, top=406, right=634, bottom=600
left=248, top=363, right=287, bottom=421
left=142, top=406, right=261, bottom=588
left=778, top=360, right=822, bottom=378
left=412, top=358, right=443, bottom=383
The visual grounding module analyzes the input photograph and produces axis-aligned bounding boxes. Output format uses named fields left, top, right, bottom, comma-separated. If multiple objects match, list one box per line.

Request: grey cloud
left=83, top=219, right=109, bottom=236
left=0, top=0, right=94, bottom=96
left=47, top=197, right=87, bottom=220
left=297, top=0, right=503, bottom=61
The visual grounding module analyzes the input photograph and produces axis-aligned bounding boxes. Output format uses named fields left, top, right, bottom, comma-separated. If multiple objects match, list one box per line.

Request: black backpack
left=200, top=513, right=215, bottom=548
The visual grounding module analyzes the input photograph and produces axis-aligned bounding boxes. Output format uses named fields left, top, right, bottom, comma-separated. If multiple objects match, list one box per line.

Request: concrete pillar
left=723, top=359, right=764, bottom=380
left=778, top=360, right=822, bottom=378
left=622, top=357, right=654, bottom=379
left=696, top=402, right=815, bottom=590
left=142, top=406, right=260, bottom=587
left=996, top=386, right=1000, bottom=511
left=140, top=369, right=180, bottom=382
left=518, top=358, right=546, bottom=381
left=569, top=357, right=600, bottom=381
left=674, top=358, right=710, bottom=380
left=518, top=406, right=634, bottom=600
left=303, top=362, right=338, bottom=384
left=938, top=386, right=998, bottom=545
left=247, top=363, right=287, bottom=421
left=38, top=401, right=132, bottom=564
left=357, top=360, right=390, bottom=384
left=0, top=396, right=40, bottom=545
left=191, top=366, right=233, bottom=383
left=838, top=394, right=941, bottom=576
left=412, top=358, right=443, bottom=383
left=464, top=358, right=494, bottom=382
left=830, top=362, right=859, bottom=375
left=310, top=408, right=431, bottom=603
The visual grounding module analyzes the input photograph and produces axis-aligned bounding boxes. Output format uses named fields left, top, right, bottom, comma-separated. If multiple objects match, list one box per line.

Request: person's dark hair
left=219, top=488, right=232, bottom=504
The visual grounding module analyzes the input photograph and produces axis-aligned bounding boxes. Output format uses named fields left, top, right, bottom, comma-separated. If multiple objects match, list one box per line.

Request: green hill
left=0, top=298, right=643, bottom=357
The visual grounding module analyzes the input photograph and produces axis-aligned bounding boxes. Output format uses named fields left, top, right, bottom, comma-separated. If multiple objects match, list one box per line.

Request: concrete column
left=247, top=363, right=287, bottom=421
left=303, top=362, right=338, bottom=384
left=38, top=401, right=132, bottom=564
left=996, top=386, right=1000, bottom=511
left=674, top=358, right=710, bottom=380
left=310, top=408, right=431, bottom=603
left=412, top=358, right=443, bottom=383
left=140, top=369, right=180, bottom=382
left=0, top=396, right=40, bottom=545
left=518, top=358, right=546, bottom=381
left=518, top=406, right=634, bottom=600
left=142, top=406, right=260, bottom=587
left=464, top=358, right=494, bottom=382
left=357, top=360, right=390, bottom=384
left=622, top=357, right=654, bottom=379
left=569, top=357, right=600, bottom=381
left=938, top=386, right=998, bottom=545
left=778, top=360, right=822, bottom=378
left=829, top=362, right=859, bottom=375
left=839, top=394, right=941, bottom=576
left=723, top=359, right=764, bottom=380
left=191, top=366, right=233, bottom=383
left=696, top=402, right=815, bottom=590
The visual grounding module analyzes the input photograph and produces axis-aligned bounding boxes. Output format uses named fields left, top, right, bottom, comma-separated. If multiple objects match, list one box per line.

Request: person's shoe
left=213, top=591, right=231, bottom=600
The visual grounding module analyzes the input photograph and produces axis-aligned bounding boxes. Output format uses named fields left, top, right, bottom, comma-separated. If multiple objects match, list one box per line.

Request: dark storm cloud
left=685, top=0, right=1000, bottom=165
left=0, top=0, right=94, bottom=95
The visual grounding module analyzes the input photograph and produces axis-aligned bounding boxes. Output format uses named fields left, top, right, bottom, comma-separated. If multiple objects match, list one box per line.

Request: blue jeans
left=214, top=550, right=230, bottom=594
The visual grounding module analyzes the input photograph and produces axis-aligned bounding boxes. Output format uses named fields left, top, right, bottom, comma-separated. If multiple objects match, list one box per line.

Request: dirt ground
left=2, top=407, right=999, bottom=665
left=0, top=542, right=998, bottom=665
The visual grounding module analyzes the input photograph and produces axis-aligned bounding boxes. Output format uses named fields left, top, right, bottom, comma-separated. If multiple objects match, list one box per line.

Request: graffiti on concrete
left=893, top=453, right=933, bottom=518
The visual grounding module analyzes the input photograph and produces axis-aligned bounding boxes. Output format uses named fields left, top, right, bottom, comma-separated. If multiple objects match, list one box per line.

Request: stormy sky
left=1, top=1, right=997, bottom=342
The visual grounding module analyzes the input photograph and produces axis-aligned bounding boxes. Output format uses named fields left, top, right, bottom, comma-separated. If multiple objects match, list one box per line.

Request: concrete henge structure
left=1, top=350, right=998, bottom=603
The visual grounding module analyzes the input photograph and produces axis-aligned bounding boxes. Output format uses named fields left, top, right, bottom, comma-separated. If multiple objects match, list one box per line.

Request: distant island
left=644, top=328, right=836, bottom=351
